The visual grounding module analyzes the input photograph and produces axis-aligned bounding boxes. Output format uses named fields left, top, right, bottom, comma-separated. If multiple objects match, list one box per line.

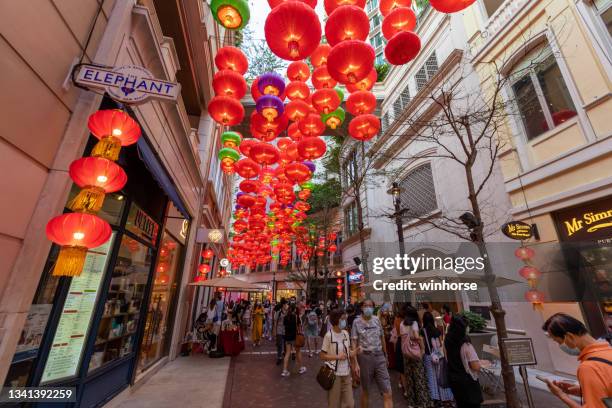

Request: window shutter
left=399, top=163, right=438, bottom=217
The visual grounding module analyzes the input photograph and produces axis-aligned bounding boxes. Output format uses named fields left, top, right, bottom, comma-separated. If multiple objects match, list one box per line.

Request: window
left=367, top=0, right=379, bottom=13
left=375, top=52, right=385, bottom=65
left=595, top=0, right=612, bottom=36
left=381, top=112, right=390, bottom=134
left=370, top=14, right=381, bottom=29
left=398, top=163, right=438, bottom=218
left=415, top=52, right=438, bottom=91
left=399, top=83, right=411, bottom=106
left=481, top=0, right=503, bottom=18
left=393, top=97, right=403, bottom=119
left=414, top=0, right=431, bottom=19
left=510, top=44, right=577, bottom=140
left=342, top=149, right=358, bottom=187
left=344, top=201, right=359, bottom=236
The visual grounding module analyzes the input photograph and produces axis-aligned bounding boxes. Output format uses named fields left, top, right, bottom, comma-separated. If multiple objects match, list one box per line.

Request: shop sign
left=501, top=337, right=537, bottom=366
left=126, top=205, right=160, bottom=245
left=501, top=221, right=533, bottom=240
left=196, top=228, right=225, bottom=243
left=555, top=198, right=612, bottom=242
left=348, top=270, right=364, bottom=285
left=74, top=64, right=180, bottom=104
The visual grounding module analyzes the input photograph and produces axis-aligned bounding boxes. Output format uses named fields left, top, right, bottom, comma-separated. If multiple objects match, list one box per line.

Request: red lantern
left=202, top=248, right=215, bottom=259
left=237, top=194, right=257, bottom=208
left=287, top=61, right=311, bottom=81
left=514, top=247, right=535, bottom=261
left=46, top=213, right=112, bottom=276
left=324, top=0, right=366, bottom=15
left=251, top=111, right=288, bottom=141
left=268, top=0, right=317, bottom=9
left=208, top=95, right=245, bottom=125
left=239, top=179, right=261, bottom=193
left=385, top=31, right=421, bottom=65
left=212, top=69, right=247, bottom=98
left=297, top=137, right=327, bottom=159
left=336, top=291, right=343, bottom=298
left=251, top=78, right=263, bottom=101
left=346, top=91, right=376, bottom=115
left=284, top=162, right=312, bottom=183
left=430, top=0, right=477, bottom=13
left=524, top=290, right=545, bottom=304
left=234, top=158, right=261, bottom=179
left=285, top=100, right=313, bottom=122
left=277, top=138, right=293, bottom=151
left=328, top=244, right=337, bottom=252
left=68, top=157, right=127, bottom=213
left=88, top=110, right=141, bottom=161
left=325, top=6, right=369, bottom=46
left=379, top=0, right=411, bottom=16
left=327, top=40, right=375, bottom=84
left=311, top=88, right=341, bottom=114
left=312, top=66, right=338, bottom=89
left=285, top=81, right=311, bottom=101
left=288, top=122, right=306, bottom=141
left=346, top=68, right=377, bottom=92
left=239, top=138, right=257, bottom=157
left=519, top=266, right=542, bottom=281
left=349, top=114, right=380, bottom=141
left=265, top=1, right=322, bottom=61
left=310, top=43, right=331, bottom=68
left=198, top=263, right=211, bottom=274
left=215, top=46, right=248, bottom=74
left=299, top=113, right=326, bottom=137
left=382, top=7, right=416, bottom=40
left=250, top=142, right=280, bottom=165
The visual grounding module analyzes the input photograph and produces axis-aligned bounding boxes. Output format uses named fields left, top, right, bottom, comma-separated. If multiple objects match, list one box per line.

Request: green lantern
left=210, top=0, right=250, bottom=30
left=218, top=147, right=240, bottom=163
left=321, top=107, right=345, bottom=130
left=221, top=131, right=242, bottom=149
left=335, top=87, right=345, bottom=103
left=300, top=181, right=314, bottom=191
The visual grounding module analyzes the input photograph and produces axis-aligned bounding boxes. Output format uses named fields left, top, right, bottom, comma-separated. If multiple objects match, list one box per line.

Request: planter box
left=470, top=330, right=496, bottom=359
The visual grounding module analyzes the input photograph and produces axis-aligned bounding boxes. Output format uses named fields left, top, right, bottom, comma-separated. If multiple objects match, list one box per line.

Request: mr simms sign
left=75, top=64, right=180, bottom=104
left=555, top=197, right=612, bottom=242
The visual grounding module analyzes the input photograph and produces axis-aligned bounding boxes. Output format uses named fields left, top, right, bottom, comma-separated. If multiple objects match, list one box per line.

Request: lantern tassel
left=68, top=186, right=106, bottom=214
left=91, top=136, right=122, bottom=161
left=53, top=246, right=88, bottom=276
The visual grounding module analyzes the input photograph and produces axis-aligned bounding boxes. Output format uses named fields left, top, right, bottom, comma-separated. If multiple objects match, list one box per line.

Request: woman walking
left=305, top=307, right=320, bottom=357
left=282, top=304, right=306, bottom=376
left=400, top=304, right=432, bottom=407
left=251, top=301, right=264, bottom=346
left=444, top=315, right=485, bottom=408
left=320, top=308, right=357, bottom=408
left=421, top=312, right=453, bottom=406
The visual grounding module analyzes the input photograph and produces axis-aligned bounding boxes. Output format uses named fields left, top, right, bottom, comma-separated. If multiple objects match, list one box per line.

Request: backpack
left=401, top=323, right=423, bottom=361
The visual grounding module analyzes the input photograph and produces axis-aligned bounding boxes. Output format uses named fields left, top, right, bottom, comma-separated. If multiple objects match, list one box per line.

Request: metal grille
left=399, top=163, right=437, bottom=218
left=393, top=98, right=403, bottom=119
left=382, top=112, right=390, bottom=133
left=400, top=83, right=411, bottom=106
left=425, top=53, right=439, bottom=78
left=415, top=66, right=428, bottom=92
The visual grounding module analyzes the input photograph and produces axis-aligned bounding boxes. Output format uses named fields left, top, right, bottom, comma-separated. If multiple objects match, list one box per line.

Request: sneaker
left=298, top=366, right=307, bottom=374
left=281, top=370, right=290, bottom=377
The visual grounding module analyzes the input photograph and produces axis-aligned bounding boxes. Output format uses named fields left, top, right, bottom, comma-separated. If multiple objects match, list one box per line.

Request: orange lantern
left=234, top=158, right=261, bottom=179
left=312, top=66, right=338, bottom=89
left=68, top=157, right=127, bottom=213
left=346, top=68, right=377, bottom=92
left=46, top=212, right=112, bottom=276
left=297, top=137, right=327, bottom=159
left=285, top=99, right=313, bottom=122
left=287, top=61, right=311, bottom=81
left=381, top=7, right=416, bottom=40
left=325, top=6, right=369, bottom=46
left=310, top=43, right=332, bottom=68
left=285, top=81, right=311, bottom=101
left=213, top=69, right=247, bottom=98
left=215, top=46, right=248, bottom=74
left=88, top=110, right=141, bottom=161
left=349, top=114, right=380, bottom=141
left=379, top=0, right=411, bottom=16
left=311, top=88, right=341, bottom=114
left=346, top=91, right=377, bottom=115
left=299, top=113, right=326, bottom=137
left=324, top=0, right=366, bottom=15
left=208, top=95, right=245, bottom=125
left=265, top=1, right=322, bottom=61
left=524, top=290, right=545, bottom=304
left=385, top=31, right=421, bottom=65
left=327, top=40, right=375, bottom=84
left=430, top=0, right=476, bottom=13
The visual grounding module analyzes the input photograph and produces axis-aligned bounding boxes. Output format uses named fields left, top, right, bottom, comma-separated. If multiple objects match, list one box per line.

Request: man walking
left=272, top=299, right=288, bottom=365
left=351, top=299, right=393, bottom=408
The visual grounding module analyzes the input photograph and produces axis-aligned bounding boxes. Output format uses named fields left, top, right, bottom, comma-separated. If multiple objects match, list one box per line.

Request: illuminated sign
left=348, top=270, right=364, bottom=285
left=555, top=198, right=612, bottom=242
left=501, top=221, right=533, bottom=240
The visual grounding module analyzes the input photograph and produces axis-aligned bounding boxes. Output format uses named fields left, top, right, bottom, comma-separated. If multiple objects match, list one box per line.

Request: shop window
left=344, top=201, right=359, bottom=236
left=398, top=163, right=437, bottom=218
left=594, top=0, right=612, bottom=36
left=510, top=44, right=577, bottom=140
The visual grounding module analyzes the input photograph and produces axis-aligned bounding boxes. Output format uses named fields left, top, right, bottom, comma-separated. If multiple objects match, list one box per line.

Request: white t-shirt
left=460, top=342, right=480, bottom=380
left=321, top=329, right=351, bottom=376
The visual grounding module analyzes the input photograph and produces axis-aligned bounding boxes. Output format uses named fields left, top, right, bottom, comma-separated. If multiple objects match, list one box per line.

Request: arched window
left=398, top=163, right=438, bottom=218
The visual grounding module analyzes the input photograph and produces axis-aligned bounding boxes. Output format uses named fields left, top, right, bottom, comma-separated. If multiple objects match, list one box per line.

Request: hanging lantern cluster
left=195, top=247, right=215, bottom=282
left=265, top=0, right=321, bottom=61
left=378, top=0, right=421, bottom=65
left=211, top=0, right=250, bottom=30
left=46, top=109, right=139, bottom=276
left=209, top=46, right=248, bottom=127
left=514, top=246, right=545, bottom=307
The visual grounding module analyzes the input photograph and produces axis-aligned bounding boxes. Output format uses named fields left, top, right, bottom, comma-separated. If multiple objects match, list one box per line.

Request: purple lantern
left=257, top=72, right=285, bottom=96
left=303, top=161, right=316, bottom=173
left=256, top=94, right=284, bottom=122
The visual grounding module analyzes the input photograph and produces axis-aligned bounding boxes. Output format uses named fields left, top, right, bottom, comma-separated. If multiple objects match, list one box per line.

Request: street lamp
left=387, top=182, right=408, bottom=258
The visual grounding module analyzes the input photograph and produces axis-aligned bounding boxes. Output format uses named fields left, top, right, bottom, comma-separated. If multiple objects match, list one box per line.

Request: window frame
left=397, top=162, right=439, bottom=221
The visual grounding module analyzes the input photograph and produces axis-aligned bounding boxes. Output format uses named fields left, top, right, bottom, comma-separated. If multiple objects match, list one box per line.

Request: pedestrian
left=320, top=308, right=358, bottom=408
left=542, top=313, right=612, bottom=408
left=251, top=301, right=264, bottom=346
left=390, top=304, right=406, bottom=393
left=442, top=305, right=452, bottom=326
left=273, top=299, right=288, bottom=365
left=282, top=303, right=307, bottom=376
left=351, top=299, right=393, bottom=408
left=444, top=315, right=486, bottom=408
left=400, top=304, right=432, bottom=407
left=421, top=311, right=453, bottom=406
left=305, top=307, right=321, bottom=357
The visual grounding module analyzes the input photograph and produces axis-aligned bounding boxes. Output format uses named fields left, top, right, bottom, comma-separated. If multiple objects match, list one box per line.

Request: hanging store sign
left=501, top=221, right=533, bottom=240
left=348, top=270, right=364, bottom=285
left=196, top=228, right=225, bottom=243
left=74, top=64, right=180, bottom=104
left=554, top=197, right=612, bottom=242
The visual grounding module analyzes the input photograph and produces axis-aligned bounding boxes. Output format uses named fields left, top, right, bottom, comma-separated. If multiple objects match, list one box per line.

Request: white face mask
left=559, top=343, right=580, bottom=356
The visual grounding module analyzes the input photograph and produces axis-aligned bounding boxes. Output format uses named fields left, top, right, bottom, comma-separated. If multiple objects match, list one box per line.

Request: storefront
left=3, top=98, right=191, bottom=407
left=553, top=196, right=612, bottom=338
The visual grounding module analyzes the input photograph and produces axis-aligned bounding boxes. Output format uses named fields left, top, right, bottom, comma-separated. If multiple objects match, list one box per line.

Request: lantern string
left=78, top=0, right=107, bottom=65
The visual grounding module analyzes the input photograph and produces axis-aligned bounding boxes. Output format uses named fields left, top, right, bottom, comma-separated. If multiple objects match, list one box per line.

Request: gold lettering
left=564, top=218, right=583, bottom=237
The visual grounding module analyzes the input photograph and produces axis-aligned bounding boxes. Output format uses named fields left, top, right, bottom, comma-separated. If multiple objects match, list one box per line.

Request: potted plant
left=459, top=310, right=487, bottom=332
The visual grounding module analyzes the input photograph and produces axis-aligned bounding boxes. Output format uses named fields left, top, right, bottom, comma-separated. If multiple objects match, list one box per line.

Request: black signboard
left=501, top=221, right=533, bottom=240
left=554, top=196, right=612, bottom=242
left=501, top=338, right=537, bottom=366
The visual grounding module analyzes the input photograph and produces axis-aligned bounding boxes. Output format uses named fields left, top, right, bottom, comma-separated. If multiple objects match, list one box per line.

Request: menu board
left=14, top=304, right=53, bottom=358
left=41, top=235, right=115, bottom=383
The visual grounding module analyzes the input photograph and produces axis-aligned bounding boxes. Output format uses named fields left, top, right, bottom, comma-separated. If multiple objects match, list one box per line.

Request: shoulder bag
left=401, top=324, right=423, bottom=361
left=295, top=315, right=305, bottom=347
left=317, top=331, right=337, bottom=390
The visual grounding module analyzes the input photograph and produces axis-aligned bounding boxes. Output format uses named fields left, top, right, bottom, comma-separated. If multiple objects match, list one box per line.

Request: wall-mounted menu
left=41, top=235, right=115, bottom=383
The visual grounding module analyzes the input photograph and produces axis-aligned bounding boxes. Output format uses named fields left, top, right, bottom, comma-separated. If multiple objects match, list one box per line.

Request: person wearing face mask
left=320, top=308, right=358, bottom=408
left=351, top=299, right=393, bottom=408
left=542, top=313, right=612, bottom=408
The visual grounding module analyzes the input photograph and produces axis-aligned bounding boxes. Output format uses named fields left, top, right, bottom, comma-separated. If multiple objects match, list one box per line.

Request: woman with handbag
left=282, top=304, right=306, bottom=376
left=319, top=308, right=358, bottom=408
left=400, top=305, right=432, bottom=407
left=421, top=312, right=454, bottom=406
